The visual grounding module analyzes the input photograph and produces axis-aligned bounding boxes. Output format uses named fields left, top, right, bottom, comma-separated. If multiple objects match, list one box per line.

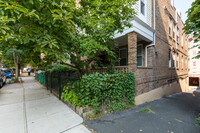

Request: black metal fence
left=44, top=71, right=80, bottom=99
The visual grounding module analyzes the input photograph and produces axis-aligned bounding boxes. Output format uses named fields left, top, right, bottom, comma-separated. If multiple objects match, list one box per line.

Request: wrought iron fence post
left=58, top=73, right=62, bottom=100
left=46, top=73, right=48, bottom=90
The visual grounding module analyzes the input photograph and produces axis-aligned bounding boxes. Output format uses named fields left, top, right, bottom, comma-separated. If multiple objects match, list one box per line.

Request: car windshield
left=4, top=70, right=11, bottom=73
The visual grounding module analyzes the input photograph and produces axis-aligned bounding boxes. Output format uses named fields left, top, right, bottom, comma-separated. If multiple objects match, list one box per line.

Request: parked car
left=0, top=69, right=6, bottom=88
left=2, top=69, right=13, bottom=79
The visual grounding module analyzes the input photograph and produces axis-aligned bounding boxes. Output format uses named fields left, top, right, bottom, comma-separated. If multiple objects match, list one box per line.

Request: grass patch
left=137, top=106, right=155, bottom=114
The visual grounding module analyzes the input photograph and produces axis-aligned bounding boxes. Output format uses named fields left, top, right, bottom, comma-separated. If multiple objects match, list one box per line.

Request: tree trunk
left=13, top=51, right=19, bottom=79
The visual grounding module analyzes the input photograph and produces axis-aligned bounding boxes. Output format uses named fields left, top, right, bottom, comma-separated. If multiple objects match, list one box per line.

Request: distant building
left=188, top=34, right=200, bottom=88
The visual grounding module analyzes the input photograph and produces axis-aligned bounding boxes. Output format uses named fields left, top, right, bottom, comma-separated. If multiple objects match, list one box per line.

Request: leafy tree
left=0, top=0, right=138, bottom=75
left=184, top=0, right=200, bottom=43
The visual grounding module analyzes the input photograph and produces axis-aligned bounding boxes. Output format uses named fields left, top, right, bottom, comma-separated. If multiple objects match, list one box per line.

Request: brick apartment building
left=188, top=34, right=200, bottom=88
left=93, top=0, right=189, bottom=104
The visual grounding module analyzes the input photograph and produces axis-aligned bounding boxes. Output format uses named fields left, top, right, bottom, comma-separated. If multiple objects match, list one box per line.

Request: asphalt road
left=85, top=91, right=200, bottom=133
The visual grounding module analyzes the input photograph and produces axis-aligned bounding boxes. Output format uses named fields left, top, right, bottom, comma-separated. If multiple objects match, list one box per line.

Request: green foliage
left=45, top=64, right=76, bottom=73
left=196, top=115, right=200, bottom=127
left=184, top=0, right=200, bottom=43
left=0, top=0, right=138, bottom=74
left=62, top=72, right=136, bottom=114
left=138, top=106, right=153, bottom=113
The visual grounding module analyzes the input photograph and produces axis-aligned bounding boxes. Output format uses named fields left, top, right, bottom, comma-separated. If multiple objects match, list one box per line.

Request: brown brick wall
left=133, top=0, right=189, bottom=96
left=128, top=32, right=137, bottom=72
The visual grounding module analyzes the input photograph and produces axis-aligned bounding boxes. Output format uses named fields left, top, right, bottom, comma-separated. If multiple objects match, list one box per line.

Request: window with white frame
left=173, top=23, right=176, bottom=39
left=141, top=0, right=145, bottom=15
left=176, top=27, right=179, bottom=42
left=119, top=48, right=127, bottom=66
left=169, top=50, right=171, bottom=68
left=137, top=45, right=143, bottom=67
left=169, top=18, right=172, bottom=36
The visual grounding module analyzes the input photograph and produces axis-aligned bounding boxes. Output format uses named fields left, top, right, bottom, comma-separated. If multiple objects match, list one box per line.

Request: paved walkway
left=86, top=91, right=200, bottom=133
left=0, top=77, right=90, bottom=133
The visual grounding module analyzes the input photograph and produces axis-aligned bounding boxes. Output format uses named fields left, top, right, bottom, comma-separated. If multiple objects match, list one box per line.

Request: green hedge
left=45, top=64, right=76, bottom=73
left=62, top=72, right=135, bottom=114
left=196, top=116, right=200, bottom=127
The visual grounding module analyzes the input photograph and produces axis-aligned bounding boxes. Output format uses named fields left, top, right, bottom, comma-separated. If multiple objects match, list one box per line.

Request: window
left=119, top=48, right=127, bottom=66
left=141, top=0, right=145, bottom=15
left=176, top=27, right=179, bottom=42
left=137, top=45, right=143, bottom=67
left=169, top=50, right=171, bottom=68
left=181, top=34, right=183, bottom=47
left=185, top=57, right=187, bottom=70
left=171, top=0, right=173, bottom=6
left=169, top=18, right=172, bottom=36
left=173, top=23, right=176, bottom=39
left=181, top=56, right=183, bottom=69
left=193, top=61, right=196, bottom=67
left=176, top=53, right=179, bottom=69
left=193, top=50, right=197, bottom=57
left=172, top=52, right=175, bottom=68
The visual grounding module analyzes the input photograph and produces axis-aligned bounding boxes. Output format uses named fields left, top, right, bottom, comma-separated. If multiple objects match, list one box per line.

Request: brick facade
left=128, top=32, right=137, bottom=72
left=133, top=0, right=189, bottom=97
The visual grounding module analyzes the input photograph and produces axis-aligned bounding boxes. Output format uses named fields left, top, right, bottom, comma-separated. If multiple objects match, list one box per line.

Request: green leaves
left=184, top=0, right=200, bottom=41
left=62, top=71, right=136, bottom=114
left=0, top=0, right=138, bottom=74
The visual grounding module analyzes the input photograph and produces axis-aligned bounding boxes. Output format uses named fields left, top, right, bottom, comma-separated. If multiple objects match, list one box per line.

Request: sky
left=174, top=0, right=195, bottom=23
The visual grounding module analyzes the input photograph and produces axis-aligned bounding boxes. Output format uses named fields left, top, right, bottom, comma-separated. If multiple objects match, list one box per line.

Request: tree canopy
left=0, top=0, right=138, bottom=74
left=184, top=0, right=200, bottom=43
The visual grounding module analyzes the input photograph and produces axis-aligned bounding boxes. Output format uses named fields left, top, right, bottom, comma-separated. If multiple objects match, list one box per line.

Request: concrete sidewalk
left=86, top=91, right=200, bottom=133
left=0, top=77, right=90, bottom=133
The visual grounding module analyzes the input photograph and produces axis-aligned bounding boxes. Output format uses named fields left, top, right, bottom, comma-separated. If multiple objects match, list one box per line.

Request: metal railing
left=44, top=71, right=80, bottom=99
left=35, top=73, right=45, bottom=85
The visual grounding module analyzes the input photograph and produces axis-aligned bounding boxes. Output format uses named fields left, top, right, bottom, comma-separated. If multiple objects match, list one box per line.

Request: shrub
left=196, top=116, right=200, bottom=127
left=62, top=71, right=135, bottom=114
left=45, top=64, right=76, bottom=73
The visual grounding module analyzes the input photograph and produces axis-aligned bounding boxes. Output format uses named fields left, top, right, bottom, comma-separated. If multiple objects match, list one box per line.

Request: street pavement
left=0, top=76, right=90, bottom=133
left=85, top=91, right=200, bottom=133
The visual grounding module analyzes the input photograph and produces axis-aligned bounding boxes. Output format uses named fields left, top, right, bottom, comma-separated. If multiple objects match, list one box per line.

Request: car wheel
left=0, top=80, right=3, bottom=88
